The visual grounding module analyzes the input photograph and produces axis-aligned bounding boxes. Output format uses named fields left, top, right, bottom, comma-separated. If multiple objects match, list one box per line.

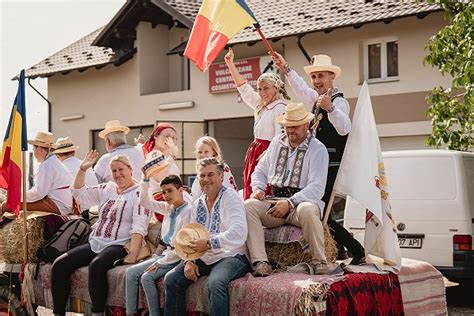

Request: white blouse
left=237, top=83, right=286, bottom=141
left=191, top=163, right=238, bottom=201
left=94, top=144, right=145, bottom=184
left=72, top=182, right=150, bottom=253
left=139, top=181, right=192, bottom=265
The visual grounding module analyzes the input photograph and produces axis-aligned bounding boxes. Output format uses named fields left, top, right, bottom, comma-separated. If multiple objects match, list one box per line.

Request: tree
left=424, top=0, right=473, bottom=151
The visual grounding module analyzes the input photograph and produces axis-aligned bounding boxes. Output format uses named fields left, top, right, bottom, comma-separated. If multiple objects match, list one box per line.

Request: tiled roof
left=165, top=0, right=440, bottom=44
left=23, top=27, right=116, bottom=79
left=25, top=0, right=440, bottom=78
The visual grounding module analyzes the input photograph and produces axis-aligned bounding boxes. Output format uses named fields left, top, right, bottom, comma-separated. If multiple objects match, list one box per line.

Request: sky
left=0, top=0, right=124, bottom=139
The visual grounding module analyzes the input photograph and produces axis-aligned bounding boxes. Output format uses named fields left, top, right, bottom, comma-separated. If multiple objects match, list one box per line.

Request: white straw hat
left=304, top=54, right=341, bottom=77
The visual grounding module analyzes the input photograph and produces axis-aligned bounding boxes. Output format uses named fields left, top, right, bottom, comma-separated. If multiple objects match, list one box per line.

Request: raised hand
left=134, top=133, right=145, bottom=145
left=224, top=48, right=235, bottom=65
left=80, top=150, right=99, bottom=171
left=318, top=88, right=333, bottom=111
left=271, top=51, right=287, bottom=73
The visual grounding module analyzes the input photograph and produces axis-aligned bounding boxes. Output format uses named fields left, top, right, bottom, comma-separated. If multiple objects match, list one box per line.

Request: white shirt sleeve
left=139, top=181, right=169, bottom=215
left=209, top=191, right=248, bottom=250
left=71, top=184, right=103, bottom=208
left=287, top=70, right=318, bottom=107
left=130, top=196, right=151, bottom=237
left=236, top=82, right=260, bottom=110
left=93, top=156, right=108, bottom=183
left=26, top=163, right=52, bottom=202
left=328, top=97, right=351, bottom=136
left=223, top=164, right=238, bottom=191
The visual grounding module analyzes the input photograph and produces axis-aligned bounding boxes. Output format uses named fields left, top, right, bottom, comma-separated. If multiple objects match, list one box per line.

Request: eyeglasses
left=160, top=134, right=178, bottom=141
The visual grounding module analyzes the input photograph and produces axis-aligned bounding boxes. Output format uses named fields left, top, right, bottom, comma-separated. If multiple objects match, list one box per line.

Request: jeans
left=125, top=256, right=177, bottom=316
left=164, top=254, right=249, bottom=316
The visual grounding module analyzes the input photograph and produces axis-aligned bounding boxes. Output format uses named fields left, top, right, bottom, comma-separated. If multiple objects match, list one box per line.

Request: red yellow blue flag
left=184, top=0, right=257, bottom=72
left=0, top=70, right=27, bottom=215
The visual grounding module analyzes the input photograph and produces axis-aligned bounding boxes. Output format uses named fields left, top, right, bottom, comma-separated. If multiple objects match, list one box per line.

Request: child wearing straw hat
left=225, top=48, right=289, bottom=200
left=125, top=173, right=192, bottom=316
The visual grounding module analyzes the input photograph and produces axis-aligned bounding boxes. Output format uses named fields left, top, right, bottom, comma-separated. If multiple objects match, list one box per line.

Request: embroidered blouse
left=287, top=70, right=351, bottom=136
left=72, top=182, right=150, bottom=253
left=94, top=144, right=145, bottom=183
left=139, top=181, right=192, bottom=265
left=26, top=154, right=73, bottom=214
left=191, top=163, right=238, bottom=201
left=237, top=83, right=286, bottom=141
left=192, top=187, right=248, bottom=265
left=251, top=133, right=329, bottom=216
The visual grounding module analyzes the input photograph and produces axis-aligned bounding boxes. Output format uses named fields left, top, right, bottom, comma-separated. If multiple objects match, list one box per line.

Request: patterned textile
left=398, top=258, right=447, bottom=315
left=264, top=225, right=306, bottom=247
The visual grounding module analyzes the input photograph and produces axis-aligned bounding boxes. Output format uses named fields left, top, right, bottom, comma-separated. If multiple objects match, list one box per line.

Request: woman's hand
left=184, top=261, right=200, bottom=282
left=80, top=150, right=99, bottom=171
left=141, top=165, right=149, bottom=181
left=134, top=133, right=145, bottom=145
left=123, top=253, right=138, bottom=264
left=164, top=137, right=179, bottom=158
left=224, top=48, right=234, bottom=65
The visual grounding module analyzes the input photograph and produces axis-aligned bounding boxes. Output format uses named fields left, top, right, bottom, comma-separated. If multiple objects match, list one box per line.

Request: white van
left=344, top=150, right=474, bottom=282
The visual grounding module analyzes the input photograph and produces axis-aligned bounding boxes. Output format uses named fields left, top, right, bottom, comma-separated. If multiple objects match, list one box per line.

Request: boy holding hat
left=94, top=120, right=144, bottom=183
left=0, top=131, right=73, bottom=216
left=125, top=171, right=192, bottom=316
left=164, top=157, right=249, bottom=316
left=245, top=103, right=332, bottom=276
left=272, top=53, right=366, bottom=265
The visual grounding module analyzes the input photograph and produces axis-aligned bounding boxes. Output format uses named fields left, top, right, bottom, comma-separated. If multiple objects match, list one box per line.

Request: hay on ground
left=0, top=217, right=44, bottom=263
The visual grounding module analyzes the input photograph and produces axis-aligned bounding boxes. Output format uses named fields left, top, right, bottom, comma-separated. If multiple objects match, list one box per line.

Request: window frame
left=363, top=37, right=399, bottom=83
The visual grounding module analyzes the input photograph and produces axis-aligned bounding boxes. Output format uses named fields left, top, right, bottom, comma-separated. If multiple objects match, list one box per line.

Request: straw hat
left=175, top=223, right=210, bottom=261
left=98, top=120, right=130, bottom=139
left=27, top=131, right=55, bottom=148
left=304, top=54, right=341, bottom=78
left=277, top=103, right=315, bottom=127
left=53, top=137, right=79, bottom=154
left=143, top=150, right=171, bottom=179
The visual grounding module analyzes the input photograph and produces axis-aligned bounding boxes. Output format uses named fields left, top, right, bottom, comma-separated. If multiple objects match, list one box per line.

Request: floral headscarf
left=257, top=73, right=290, bottom=101
left=142, top=123, right=176, bottom=155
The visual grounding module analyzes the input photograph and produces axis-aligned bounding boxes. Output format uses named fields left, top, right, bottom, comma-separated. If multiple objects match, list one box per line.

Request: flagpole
left=254, top=24, right=275, bottom=56
left=322, top=189, right=336, bottom=225
left=22, top=151, right=28, bottom=262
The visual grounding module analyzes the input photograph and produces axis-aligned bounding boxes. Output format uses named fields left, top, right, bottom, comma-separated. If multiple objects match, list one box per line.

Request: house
left=23, top=0, right=449, bottom=187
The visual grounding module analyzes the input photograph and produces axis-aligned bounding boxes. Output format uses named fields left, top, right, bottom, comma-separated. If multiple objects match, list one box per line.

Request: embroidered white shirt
left=94, top=144, right=144, bottom=183
left=139, top=181, right=192, bottom=265
left=192, top=187, right=248, bottom=265
left=237, top=83, right=286, bottom=141
left=26, top=155, right=73, bottom=214
left=191, top=163, right=238, bottom=201
left=72, top=182, right=150, bottom=253
left=252, top=133, right=329, bottom=216
left=287, top=70, right=351, bottom=136
left=62, top=156, right=98, bottom=187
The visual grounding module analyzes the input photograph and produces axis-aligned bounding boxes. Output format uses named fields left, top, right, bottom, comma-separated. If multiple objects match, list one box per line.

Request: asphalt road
left=446, top=282, right=474, bottom=315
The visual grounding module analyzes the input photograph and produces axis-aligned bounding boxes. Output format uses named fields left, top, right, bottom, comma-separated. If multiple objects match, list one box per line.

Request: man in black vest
left=272, top=52, right=365, bottom=264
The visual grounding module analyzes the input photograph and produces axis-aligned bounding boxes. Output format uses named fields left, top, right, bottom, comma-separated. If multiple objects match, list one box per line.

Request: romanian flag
left=0, top=70, right=27, bottom=215
left=184, top=0, right=257, bottom=72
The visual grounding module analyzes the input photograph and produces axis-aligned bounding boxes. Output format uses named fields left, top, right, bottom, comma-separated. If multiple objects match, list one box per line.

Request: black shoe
left=349, top=256, right=366, bottom=265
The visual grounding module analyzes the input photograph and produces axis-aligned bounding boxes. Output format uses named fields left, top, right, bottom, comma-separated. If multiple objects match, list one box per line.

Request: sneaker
left=312, top=262, right=332, bottom=275
left=287, top=262, right=314, bottom=275
left=252, top=261, right=272, bottom=277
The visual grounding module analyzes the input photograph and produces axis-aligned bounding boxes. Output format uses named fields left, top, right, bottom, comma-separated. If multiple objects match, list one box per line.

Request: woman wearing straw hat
left=51, top=152, right=150, bottom=316
left=94, top=120, right=144, bottom=183
left=0, top=131, right=73, bottom=216
left=272, top=53, right=366, bottom=265
left=225, top=48, right=289, bottom=200
left=164, top=157, right=249, bottom=316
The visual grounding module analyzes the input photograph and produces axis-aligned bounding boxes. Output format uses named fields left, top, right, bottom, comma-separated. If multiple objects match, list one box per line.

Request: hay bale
left=0, top=217, right=44, bottom=263
left=266, top=225, right=338, bottom=270
left=0, top=189, right=6, bottom=204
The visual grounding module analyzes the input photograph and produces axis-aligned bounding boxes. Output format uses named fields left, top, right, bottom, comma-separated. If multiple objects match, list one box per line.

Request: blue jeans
left=125, top=256, right=177, bottom=316
left=164, top=254, right=249, bottom=316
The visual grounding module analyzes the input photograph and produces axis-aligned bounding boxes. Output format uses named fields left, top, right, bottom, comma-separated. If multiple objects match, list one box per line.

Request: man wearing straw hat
left=272, top=53, right=366, bottom=265
left=0, top=131, right=73, bottom=216
left=54, top=136, right=98, bottom=187
left=164, top=157, right=249, bottom=316
left=245, top=103, right=331, bottom=276
left=94, top=120, right=144, bottom=183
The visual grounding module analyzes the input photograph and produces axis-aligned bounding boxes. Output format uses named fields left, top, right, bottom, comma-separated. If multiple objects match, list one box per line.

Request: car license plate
left=398, top=237, right=422, bottom=249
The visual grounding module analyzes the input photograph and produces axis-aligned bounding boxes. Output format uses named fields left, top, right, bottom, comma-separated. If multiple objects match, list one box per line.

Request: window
left=363, top=38, right=399, bottom=82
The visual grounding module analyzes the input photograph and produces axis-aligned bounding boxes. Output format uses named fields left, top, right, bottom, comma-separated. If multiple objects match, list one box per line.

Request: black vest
left=311, top=92, right=348, bottom=164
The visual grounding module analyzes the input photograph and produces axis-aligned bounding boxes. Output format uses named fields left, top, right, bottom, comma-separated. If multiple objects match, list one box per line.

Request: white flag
left=334, top=82, right=401, bottom=272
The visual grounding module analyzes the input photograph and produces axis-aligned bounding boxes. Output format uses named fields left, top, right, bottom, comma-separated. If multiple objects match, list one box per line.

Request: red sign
left=209, top=56, right=273, bottom=94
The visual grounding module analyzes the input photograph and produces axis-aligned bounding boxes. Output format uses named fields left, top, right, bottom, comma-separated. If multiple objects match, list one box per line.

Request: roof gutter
left=28, top=78, right=51, bottom=132
left=296, top=35, right=311, bottom=63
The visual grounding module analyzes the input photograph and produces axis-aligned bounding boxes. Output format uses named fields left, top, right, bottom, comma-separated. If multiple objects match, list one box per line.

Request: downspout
left=296, top=35, right=312, bottom=63
left=27, top=78, right=51, bottom=132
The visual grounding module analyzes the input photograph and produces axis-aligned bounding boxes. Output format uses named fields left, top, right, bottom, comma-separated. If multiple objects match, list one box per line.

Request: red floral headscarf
left=142, top=123, right=176, bottom=155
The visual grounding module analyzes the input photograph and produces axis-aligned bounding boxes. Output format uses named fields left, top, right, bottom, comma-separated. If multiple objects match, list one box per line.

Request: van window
left=462, top=157, right=474, bottom=218
left=384, top=156, right=456, bottom=201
